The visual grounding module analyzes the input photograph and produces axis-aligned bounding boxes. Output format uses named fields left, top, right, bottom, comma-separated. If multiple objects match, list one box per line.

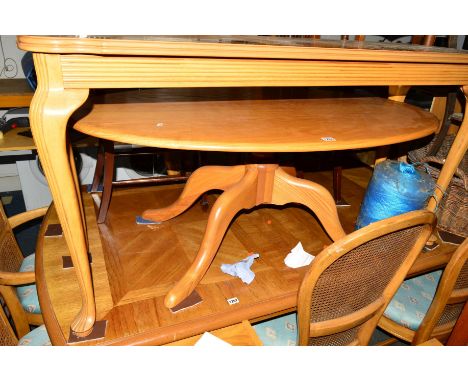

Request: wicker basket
left=419, top=156, right=467, bottom=238
left=408, top=134, right=467, bottom=174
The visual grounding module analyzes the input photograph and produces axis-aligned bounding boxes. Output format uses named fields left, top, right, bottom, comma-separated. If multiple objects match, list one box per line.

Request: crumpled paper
left=284, top=242, right=315, bottom=268
left=221, top=253, right=260, bottom=284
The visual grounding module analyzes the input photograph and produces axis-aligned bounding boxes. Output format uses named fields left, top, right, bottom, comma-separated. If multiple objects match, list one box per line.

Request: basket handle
left=421, top=155, right=468, bottom=190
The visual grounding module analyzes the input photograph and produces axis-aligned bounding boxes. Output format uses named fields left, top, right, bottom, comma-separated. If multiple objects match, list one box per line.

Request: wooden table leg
left=164, top=166, right=259, bottom=308
left=272, top=167, right=347, bottom=241
left=142, top=165, right=246, bottom=222
left=30, top=53, right=95, bottom=336
left=157, top=164, right=346, bottom=308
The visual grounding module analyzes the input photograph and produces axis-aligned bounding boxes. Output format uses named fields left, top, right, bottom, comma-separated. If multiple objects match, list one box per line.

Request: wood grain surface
left=57, top=55, right=468, bottom=88
left=74, top=98, right=439, bottom=152
left=166, top=320, right=262, bottom=346
left=17, top=35, right=468, bottom=64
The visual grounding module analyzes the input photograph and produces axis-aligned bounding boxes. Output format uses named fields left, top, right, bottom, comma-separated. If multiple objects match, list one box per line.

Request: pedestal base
left=142, top=164, right=346, bottom=309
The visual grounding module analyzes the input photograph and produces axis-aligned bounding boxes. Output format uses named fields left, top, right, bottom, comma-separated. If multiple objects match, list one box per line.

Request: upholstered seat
left=1, top=301, right=51, bottom=346
left=253, top=313, right=298, bottom=346
left=378, top=238, right=468, bottom=345
left=17, top=324, right=51, bottom=346
left=16, top=254, right=41, bottom=314
left=383, top=270, right=442, bottom=331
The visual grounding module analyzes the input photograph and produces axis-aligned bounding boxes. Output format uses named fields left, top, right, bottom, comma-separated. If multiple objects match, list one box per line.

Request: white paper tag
left=227, top=297, right=239, bottom=305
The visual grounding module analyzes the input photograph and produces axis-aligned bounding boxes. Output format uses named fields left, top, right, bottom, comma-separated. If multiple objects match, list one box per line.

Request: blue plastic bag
left=355, top=160, right=435, bottom=230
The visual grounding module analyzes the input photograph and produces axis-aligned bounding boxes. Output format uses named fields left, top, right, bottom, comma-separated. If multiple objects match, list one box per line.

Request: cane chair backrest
left=297, top=210, right=435, bottom=345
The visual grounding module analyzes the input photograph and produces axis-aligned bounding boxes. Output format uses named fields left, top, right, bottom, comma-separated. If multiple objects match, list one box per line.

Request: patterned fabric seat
left=15, top=254, right=41, bottom=314
left=383, top=270, right=442, bottom=331
left=18, top=324, right=51, bottom=346
left=253, top=313, right=298, bottom=346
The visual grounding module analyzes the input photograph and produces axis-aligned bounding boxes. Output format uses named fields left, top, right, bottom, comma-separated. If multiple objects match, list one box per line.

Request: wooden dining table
left=17, top=35, right=468, bottom=341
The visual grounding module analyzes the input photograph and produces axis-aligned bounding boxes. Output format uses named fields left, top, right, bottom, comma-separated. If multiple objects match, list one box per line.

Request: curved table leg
left=30, top=53, right=94, bottom=336
left=164, top=165, right=258, bottom=308
left=68, top=144, right=88, bottom=248
left=142, top=165, right=246, bottom=222
left=272, top=167, right=347, bottom=241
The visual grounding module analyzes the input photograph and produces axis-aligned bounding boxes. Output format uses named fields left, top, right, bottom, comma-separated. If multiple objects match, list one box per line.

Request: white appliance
left=16, top=147, right=98, bottom=210
left=0, top=108, right=32, bottom=192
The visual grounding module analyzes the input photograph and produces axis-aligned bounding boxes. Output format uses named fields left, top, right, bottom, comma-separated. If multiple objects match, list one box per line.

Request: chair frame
left=296, top=210, right=435, bottom=346
left=0, top=300, right=20, bottom=345
left=378, top=238, right=468, bottom=345
left=0, top=204, right=47, bottom=339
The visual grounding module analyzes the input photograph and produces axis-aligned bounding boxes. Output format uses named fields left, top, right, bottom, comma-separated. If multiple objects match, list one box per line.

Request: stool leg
left=332, top=158, right=350, bottom=207
left=90, top=139, right=105, bottom=193
left=97, top=141, right=115, bottom=224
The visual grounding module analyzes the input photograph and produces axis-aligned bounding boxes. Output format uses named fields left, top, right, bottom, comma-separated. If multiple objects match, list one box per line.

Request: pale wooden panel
left=74, top=98, right=438, bottom=153
left=418, top=338, right=443, bottom=346
left=17, top=35, right=468, bottom=64
left=166, top=320, right=262, bottom=346
left=59, top=56, right=468, bottom=88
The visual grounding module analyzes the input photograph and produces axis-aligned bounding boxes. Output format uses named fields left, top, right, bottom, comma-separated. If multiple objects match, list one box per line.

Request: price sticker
left=227, top=297, right=239, bottom=305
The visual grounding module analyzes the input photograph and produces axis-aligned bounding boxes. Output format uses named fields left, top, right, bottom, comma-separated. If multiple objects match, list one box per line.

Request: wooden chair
left=378, top=238, right=468, bottom=345
left=0, top=200, right=47, bottom=339
left=0, top=300, right=50, bottom=346
left=253, top=210, right=435, bottom=345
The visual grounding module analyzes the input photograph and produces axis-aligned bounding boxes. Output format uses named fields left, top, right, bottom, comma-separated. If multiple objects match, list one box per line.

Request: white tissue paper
left=284, top=242, right=315, bottom=268
left=220, top=253, right=260, bottom=284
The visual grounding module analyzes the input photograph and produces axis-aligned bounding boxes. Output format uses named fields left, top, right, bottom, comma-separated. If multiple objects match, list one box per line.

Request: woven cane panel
left=310, top=226, right=423, bottom=325
left=437, top=186, right=467, bottom=238
left=0, top=215, right=5, bottom=233
left=308, top=325, right=361, bottom=346
left=436, top=303, right=464, bottom=327
left=0, top=233, right=23, bottom=272
left=454, top=260, right=468, bottom=290
left=0, top=308, right=17, bottom=346
left=0, top=203, right=8, bottom=230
